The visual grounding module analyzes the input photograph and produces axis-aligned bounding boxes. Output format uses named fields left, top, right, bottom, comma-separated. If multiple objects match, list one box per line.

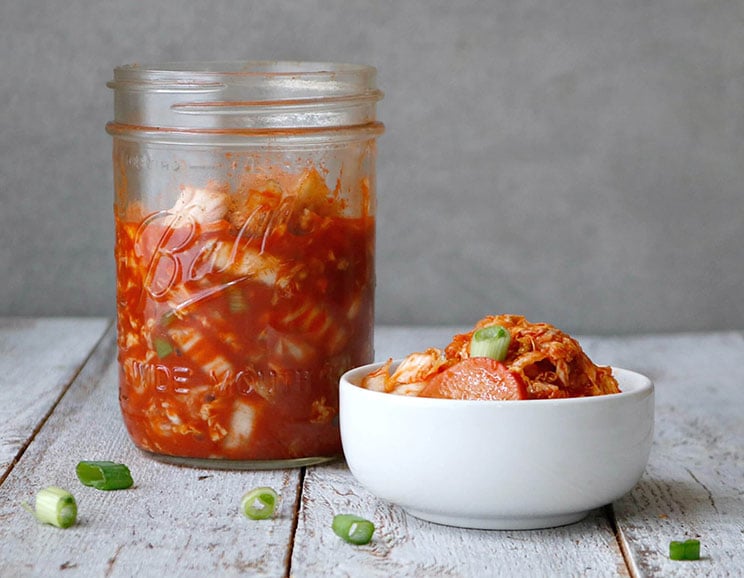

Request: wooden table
left=0, top=318, right=742, bottom=577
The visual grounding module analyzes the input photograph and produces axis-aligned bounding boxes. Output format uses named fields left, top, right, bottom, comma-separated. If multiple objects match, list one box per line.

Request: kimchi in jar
left=106, top=62, right=383, bottom=468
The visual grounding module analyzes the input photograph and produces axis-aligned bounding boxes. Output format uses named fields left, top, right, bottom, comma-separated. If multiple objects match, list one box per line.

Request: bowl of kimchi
left=339, top=315, right=654, bottom=530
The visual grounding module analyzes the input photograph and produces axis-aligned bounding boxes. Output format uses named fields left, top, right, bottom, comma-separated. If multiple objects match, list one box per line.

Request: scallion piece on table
left=469, top=325, right=511, bottom=361
left=241, top=487, right=278, bottom=520
left=76, top=461, right=134, bottom=491
left=669, top=539, right=701, bottom=560
left=332, top=514, right=375, bottom=545
left=23, top=486, right=77, bottom=528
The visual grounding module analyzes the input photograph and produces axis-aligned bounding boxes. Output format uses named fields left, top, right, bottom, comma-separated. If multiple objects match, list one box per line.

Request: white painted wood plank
left=586, top=331, right=744, bottom=577
left=292, top=461, right=628, bottom=577
left=0, top=325, right=301, bottom=578
left=0, top=317, right=110, bottom=481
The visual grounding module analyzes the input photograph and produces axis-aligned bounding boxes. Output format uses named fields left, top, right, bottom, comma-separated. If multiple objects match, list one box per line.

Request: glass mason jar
left=107, top=62, right=383, bottom=469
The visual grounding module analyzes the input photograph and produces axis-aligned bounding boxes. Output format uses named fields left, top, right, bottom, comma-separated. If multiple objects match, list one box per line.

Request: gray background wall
left=1, top=0, right=742, bottom=335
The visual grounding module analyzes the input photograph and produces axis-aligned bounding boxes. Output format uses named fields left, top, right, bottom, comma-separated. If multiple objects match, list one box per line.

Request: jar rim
left=108, top=61, right=378, bottom=90
left=108, top=60, right=382, bottom=132
left=113, top=60, right=375, bottom=75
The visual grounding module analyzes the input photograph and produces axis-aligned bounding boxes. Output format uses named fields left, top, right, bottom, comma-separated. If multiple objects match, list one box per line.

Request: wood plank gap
left=284, top=466, right=307, bottom=578
left=0, top=320, right=116, bottom=488
left=607, top=504, right=640, bottom=578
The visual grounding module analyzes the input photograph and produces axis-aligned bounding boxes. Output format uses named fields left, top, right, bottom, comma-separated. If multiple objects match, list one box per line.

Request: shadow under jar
left=107, top=61, right=383, bottom=469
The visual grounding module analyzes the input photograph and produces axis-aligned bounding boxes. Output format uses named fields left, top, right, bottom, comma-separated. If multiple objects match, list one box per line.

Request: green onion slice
left=332, top=514, right=375, bottom=545
left=470, top=325, right=511, bottom=361
left=23, top=486, right=77, bottom=528
left=669, top=539, right=701, bottom=561
left=241, top=487, right=278, bottom=520
left=153, top=337, right=174, bottom=359
left=227, top=287, right=247, bottom=313
left=76, top=461, right=134, bottom=491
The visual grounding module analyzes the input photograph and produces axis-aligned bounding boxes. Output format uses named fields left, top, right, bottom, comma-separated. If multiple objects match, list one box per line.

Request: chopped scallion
left=470, top=325, right=511, bottom=361
left=23, top=486, right=77, bottom=528
left=227, top=288, right=247, bottom=313
left=76, top=461, right=134, bottom=491
left=153, top=337, right=173, bottom=359
left=332, top=514, right=375, bottom=545
left=669, top=539, right=701, bottom=560
left=241, top=487, right=278, bottom=520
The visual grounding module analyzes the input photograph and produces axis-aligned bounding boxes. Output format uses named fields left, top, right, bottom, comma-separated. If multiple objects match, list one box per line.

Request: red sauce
left=115, top=175, right=374, bottom=461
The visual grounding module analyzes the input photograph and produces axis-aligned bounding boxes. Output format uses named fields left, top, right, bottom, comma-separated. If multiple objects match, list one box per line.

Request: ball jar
left=106, top=62, right=383, bottom=468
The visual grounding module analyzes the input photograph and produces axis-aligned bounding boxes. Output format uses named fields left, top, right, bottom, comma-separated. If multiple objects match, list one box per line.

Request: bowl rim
left=340, top=361, right=653, bottom=408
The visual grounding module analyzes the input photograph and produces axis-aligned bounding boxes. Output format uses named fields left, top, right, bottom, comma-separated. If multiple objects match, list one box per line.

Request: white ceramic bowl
left=340, top=362, right=654, bottom=530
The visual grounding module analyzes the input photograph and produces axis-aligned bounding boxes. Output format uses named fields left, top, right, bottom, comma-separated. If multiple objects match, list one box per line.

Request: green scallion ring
left=76, top=461, right=134, bottom=491
left=669, top=539, right=701, bottom=561
left=241, top=487, right=278, bottom=520
left=332, top=514, right=375, bottom=545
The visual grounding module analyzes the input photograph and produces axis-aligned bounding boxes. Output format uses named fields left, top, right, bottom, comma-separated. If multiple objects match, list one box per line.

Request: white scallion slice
left=469, top=325, right=511, bottom=361
left=23, top=486, right=77, bottom=528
